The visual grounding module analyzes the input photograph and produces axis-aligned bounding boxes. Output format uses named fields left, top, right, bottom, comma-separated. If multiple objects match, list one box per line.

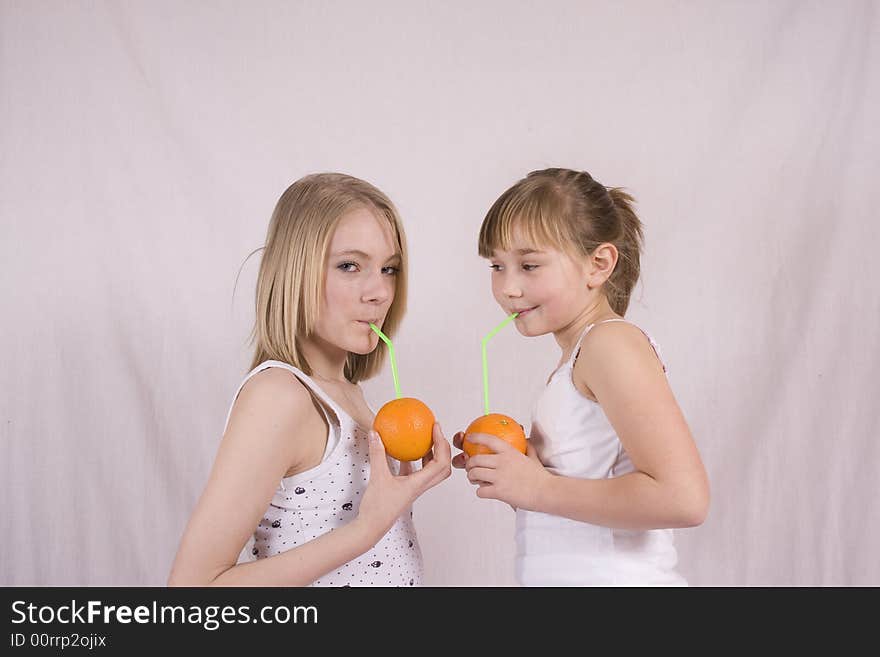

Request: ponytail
left=605, top=187, right=644, bottom=316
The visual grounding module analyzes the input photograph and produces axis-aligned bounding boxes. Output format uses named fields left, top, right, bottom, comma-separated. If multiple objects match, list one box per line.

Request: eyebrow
left=492, top=248, right=545, bottom=257
left=332, top=249, right=401, bottom=261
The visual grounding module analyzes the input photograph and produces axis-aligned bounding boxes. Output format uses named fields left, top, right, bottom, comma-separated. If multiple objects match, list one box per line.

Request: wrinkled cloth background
left=2, top=1, right=878, bottom=586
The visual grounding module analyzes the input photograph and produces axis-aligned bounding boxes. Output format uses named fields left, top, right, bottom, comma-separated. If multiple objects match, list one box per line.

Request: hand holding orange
left=373, top=397, right=435, bottom=462
left=462, top=413, right=527, bottom=457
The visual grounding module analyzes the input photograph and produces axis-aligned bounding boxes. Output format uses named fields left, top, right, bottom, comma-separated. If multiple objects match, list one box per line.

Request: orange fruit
left=462, top=413, right=527, bottom=457
left=373, top=397, right=435, bottom=461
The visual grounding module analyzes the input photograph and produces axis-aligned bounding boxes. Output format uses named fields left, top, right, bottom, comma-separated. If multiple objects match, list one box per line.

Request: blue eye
left=522, top=264, right=539, bottom=271
left=338, top=262, right=358, bottom=272
left=382, top=266, right=400, bottom=276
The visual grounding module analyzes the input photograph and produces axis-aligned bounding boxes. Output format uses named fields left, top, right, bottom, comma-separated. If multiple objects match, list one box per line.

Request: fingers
left=466, top=467, right=496, bottom=485
left=526, top=442, right=539, bottom=460
left=464, top=432, right=516, bottom=454
left=429, top=422, right=452, bottom=467
left=408, top=424, right=451, bottom=490
left=453, top=446, right=498, bottom=472
left=367, top=431, right=391, bottom=480
left=464, top=454, right=496, bottom=470
left=451, top=431, right=467, bottom=469
left=421, top=425, right=442, bottom=467
left=475, top=483, right=497, bottom=500
left=452, top=431, right=464, bottom=450
left=463, top=454, right=496, bottom=486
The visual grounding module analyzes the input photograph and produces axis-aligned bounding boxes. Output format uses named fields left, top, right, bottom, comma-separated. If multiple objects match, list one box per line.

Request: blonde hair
left=478, top=168, right=644, bottom=315
left=249, top=173, right=408, bottom=382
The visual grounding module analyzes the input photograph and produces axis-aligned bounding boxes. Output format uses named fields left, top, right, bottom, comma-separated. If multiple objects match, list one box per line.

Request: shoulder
left=228, top=366, right=322, bottom=435
left=574, top=321, right=665, bottom=386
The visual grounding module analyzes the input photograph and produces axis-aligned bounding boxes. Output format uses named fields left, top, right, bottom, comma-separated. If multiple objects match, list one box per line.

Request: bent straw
left=369, top=323, right=402, bottom=399
left=482, top=312, right=519, bottom=415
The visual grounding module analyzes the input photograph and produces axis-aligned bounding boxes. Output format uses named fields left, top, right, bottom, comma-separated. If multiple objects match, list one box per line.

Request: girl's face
left=315, top=206, right=400, bottom=355
left=487, top=230, right=591, bottom=337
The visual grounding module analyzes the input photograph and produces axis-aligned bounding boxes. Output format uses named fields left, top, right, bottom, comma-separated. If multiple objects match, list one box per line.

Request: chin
left=513, top=316, right=542, bottom=337
left=344, top=334, right=379, bottom=356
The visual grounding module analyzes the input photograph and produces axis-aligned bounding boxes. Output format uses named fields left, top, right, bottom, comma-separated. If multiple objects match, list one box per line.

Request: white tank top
left=224, top=360, right=423, bottom=586
left=515, top=319, right=687, bottom=586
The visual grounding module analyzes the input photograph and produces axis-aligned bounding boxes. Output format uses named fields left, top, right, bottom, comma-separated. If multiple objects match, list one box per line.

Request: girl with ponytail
left=453, top=168, right=709, bottom=586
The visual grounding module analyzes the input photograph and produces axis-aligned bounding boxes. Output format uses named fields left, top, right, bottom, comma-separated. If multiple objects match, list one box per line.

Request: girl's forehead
left=331, top=207, right=394, bottom=246
left=487, top=221, right=564, bottom=256
left=488, top=234, right=582, bottom=266
left=490, top=238, right=561, bottom=258
left=328, top=207, right=400, bottom=263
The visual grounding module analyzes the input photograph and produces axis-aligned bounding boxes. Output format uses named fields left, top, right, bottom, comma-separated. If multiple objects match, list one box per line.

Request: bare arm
left=167, top=369, right=364, bottom=585
left=542, top=322, right=710, bottom=528
left=461, top=322, right=709, bottom=530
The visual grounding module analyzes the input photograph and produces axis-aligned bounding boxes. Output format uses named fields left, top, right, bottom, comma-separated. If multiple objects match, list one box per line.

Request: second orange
left=462, top=413, right=527, bottom=457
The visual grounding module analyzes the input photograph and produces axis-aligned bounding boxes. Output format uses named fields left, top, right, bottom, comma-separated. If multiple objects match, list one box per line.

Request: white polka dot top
left=222, top=360, right=423, bottom=586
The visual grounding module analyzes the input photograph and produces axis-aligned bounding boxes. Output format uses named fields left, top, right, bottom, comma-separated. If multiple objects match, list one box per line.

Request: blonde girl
left=169, top=173, right=451, bottom=586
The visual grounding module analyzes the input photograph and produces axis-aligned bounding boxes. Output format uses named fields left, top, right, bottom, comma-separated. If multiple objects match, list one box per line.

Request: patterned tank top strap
left=222, top=360, right=344, bottom=445
left=567, top=322, right=598, bottom=366
left=260, top=361, right=348, bottom=422
left=599, top=319, right=668, bottom=372
left=572, top=319, right=668, bottom=373
left=245, top=361, right=349, bottom=492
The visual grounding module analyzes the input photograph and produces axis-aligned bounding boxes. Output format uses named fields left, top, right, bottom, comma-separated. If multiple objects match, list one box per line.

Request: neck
left=299, top=335, right=350, bottom=383
left=553, top=295, right=620, bottom=358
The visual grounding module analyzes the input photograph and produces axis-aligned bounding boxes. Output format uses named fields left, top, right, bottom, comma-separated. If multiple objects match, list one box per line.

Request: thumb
left=368, top=431, right=392, bottom=478
left=526, top=441, right=539, bottom=461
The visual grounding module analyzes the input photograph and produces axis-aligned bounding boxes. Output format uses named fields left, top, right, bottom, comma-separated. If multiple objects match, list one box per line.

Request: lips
left=512, top=306, right=537, bottom=316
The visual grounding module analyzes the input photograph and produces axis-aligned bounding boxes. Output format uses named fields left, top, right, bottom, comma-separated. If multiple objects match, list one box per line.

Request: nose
left=499, top=272, right=522, bottom=299
left=502, top=285, right=522, bottom=299
left=361, top=267, right=393, bottom=306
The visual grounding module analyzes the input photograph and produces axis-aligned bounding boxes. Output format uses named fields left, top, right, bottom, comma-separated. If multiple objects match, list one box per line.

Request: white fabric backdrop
left=2, top=1, right=878, bottom=586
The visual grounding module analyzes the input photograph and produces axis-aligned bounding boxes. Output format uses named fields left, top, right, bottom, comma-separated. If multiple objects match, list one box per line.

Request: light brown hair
left=478, top=168, right=644, bottom=315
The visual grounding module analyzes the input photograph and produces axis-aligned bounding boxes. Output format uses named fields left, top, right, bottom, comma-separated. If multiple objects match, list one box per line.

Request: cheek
left=322, top=275, right=355, bottom=316
left=542, top=279, right=583, bottom=314
left=527, top=280, right=562, bottom=313
left=490, top=277, right=504, bottom=303
left=329, top=271, right=358, bottom=296
left=384, top=275, right=397, bottom=301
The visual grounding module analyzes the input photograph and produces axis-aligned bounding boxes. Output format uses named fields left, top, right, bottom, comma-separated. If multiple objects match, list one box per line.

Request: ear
left=586, top=243, right=618, bottom=289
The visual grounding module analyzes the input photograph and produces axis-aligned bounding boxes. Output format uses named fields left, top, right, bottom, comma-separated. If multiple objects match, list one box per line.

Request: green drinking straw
left=369, top=323, right=402, bottom=399
left=481, top=312, right=519, bottom=415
